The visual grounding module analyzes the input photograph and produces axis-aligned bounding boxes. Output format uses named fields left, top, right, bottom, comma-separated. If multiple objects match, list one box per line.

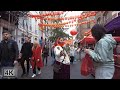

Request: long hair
left=91, top=24, right=107, bottom=41
left=32, top=41, right=40, bottom=50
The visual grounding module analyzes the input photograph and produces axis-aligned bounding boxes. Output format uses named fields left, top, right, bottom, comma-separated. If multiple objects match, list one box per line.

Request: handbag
left=81, top=54, right=94, bottom=76
left=53, top=60, right=64, bottom=73
left=53, top=50, right=65, bottom=73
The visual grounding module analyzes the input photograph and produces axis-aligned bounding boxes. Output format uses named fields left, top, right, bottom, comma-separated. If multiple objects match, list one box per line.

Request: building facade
left=0, top=11, right=42, bottom=51
left=77, top=11, right=96, bottom=40
left=95, top=11, right=120, bottom=26
left=77, top=11, right=120, bottom=40
left=17, top=11, right=42, bottom=50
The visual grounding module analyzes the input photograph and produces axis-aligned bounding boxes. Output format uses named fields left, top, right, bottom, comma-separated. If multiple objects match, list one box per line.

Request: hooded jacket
left=88, top=34, right=116, bottom=66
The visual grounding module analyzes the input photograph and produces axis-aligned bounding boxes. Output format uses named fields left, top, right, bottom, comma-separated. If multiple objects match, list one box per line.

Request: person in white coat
left=53, top=40, right=70, bottom=79
left=84, top=24, right=116, bottom=79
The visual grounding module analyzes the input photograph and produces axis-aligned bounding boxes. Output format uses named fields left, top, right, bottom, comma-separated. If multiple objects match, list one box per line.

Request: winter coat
left=20, top=42, right=32, bottom=58
left=0, top=39, right=19, bottom=62
left=54, top=45, right=70, bottom=65
left=31, top=45, right=43, bottom=69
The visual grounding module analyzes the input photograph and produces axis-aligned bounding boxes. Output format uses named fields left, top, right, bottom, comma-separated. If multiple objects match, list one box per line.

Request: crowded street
left=14, top=54, right=94, bottom=79
left=0, top=51, right=94, bottom=79
left=0, top=11, right=120, bottom=79
left=1, top=53, right=93, bottom=79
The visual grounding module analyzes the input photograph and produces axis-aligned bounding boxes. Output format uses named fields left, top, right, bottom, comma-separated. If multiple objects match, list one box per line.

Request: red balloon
left=70, top=30, right=78, bottom=36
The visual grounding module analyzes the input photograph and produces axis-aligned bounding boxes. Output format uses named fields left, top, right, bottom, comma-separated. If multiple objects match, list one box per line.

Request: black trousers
left=33, top=62, right=40, bottom=74
left=70, top=56, right=74, bottom=63
left=20, top=57, right=30, bottom=74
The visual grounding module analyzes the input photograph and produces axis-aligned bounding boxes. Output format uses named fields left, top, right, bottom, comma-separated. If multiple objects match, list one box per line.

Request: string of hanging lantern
left=28, top=11, right=97, bottom=30
left=28, top=11, right=97, bottom=21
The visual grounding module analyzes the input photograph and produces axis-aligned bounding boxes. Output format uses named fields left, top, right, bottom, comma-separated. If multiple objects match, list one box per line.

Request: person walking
left=42, top=44, right=49, bottom=66
left=31, top=41, right=44, bottom=78
left=69, top=45, right=75, bottom=64
left=0, top=30, right=19, bottom=78
left=77, top=43, right=83, bottom=61
left=51, top=45, right=55, bottom=66
left=84, top=24, right=116, bottom=79
left=20, top=36, right=33, bottom=77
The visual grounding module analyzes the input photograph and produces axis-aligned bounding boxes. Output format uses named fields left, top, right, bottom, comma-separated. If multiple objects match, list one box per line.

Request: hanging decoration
left=38, top=19, right=96, bottom=29
left=29, top=11, right=97, bottom=30
left=70, top=29, right=78, bottom=36
left=28, top=11, right=97, bottom=21
left=28, top=11, right=64, bottom=17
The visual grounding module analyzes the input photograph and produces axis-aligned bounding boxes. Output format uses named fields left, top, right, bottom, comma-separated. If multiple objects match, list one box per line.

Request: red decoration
left=70, top=29, right=78, bottom=36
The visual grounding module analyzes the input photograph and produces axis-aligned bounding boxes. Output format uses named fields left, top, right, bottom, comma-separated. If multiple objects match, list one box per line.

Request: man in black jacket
left=0, top=31, right=19, bottom=70
left=20, top=36, right=32, bottom=77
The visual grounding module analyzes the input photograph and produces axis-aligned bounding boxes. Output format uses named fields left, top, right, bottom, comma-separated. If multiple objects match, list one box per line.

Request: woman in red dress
left=31, top=41, right=44, bottom=78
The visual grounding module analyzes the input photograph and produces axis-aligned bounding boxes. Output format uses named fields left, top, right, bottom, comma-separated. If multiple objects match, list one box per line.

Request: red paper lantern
left=70, top=29, right=78, bottom=36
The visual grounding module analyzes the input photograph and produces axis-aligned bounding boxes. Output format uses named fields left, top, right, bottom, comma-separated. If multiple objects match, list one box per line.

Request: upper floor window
left=97, top=17, right=101, bottom=24
left=23, top=20, right=25, bottom=29
left=103, top=11, right=108, bottom=24
left=26, top=22, right=28, bottom=30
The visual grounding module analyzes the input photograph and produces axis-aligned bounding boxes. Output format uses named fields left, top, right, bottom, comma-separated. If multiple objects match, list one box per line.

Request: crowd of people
left=0, top=30, right=48, bottom=78
left=0, top=24, right=119, bottom=79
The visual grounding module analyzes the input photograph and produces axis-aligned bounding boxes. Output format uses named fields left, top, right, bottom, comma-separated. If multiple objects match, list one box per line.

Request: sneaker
left=32, top=74, right=36, bottom=78
left=38, top=70, right=41, bottom=75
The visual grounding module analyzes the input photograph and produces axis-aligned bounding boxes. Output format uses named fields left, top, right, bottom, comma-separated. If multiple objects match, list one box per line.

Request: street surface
left=0, top=52, right=94, bottom=79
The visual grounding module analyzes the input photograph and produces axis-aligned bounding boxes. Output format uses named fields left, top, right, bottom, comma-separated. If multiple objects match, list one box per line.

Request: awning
left=80, top=36, right=95, bottom=45
left=80, top=36, right=120, bottom=44
left=104, top=16, right=120, bottom=36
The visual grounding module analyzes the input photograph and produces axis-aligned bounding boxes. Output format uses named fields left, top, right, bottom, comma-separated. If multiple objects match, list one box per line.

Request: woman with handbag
left=31, top=41, right=44, bottom=78
left=53, top=40, right=70, bottom=79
